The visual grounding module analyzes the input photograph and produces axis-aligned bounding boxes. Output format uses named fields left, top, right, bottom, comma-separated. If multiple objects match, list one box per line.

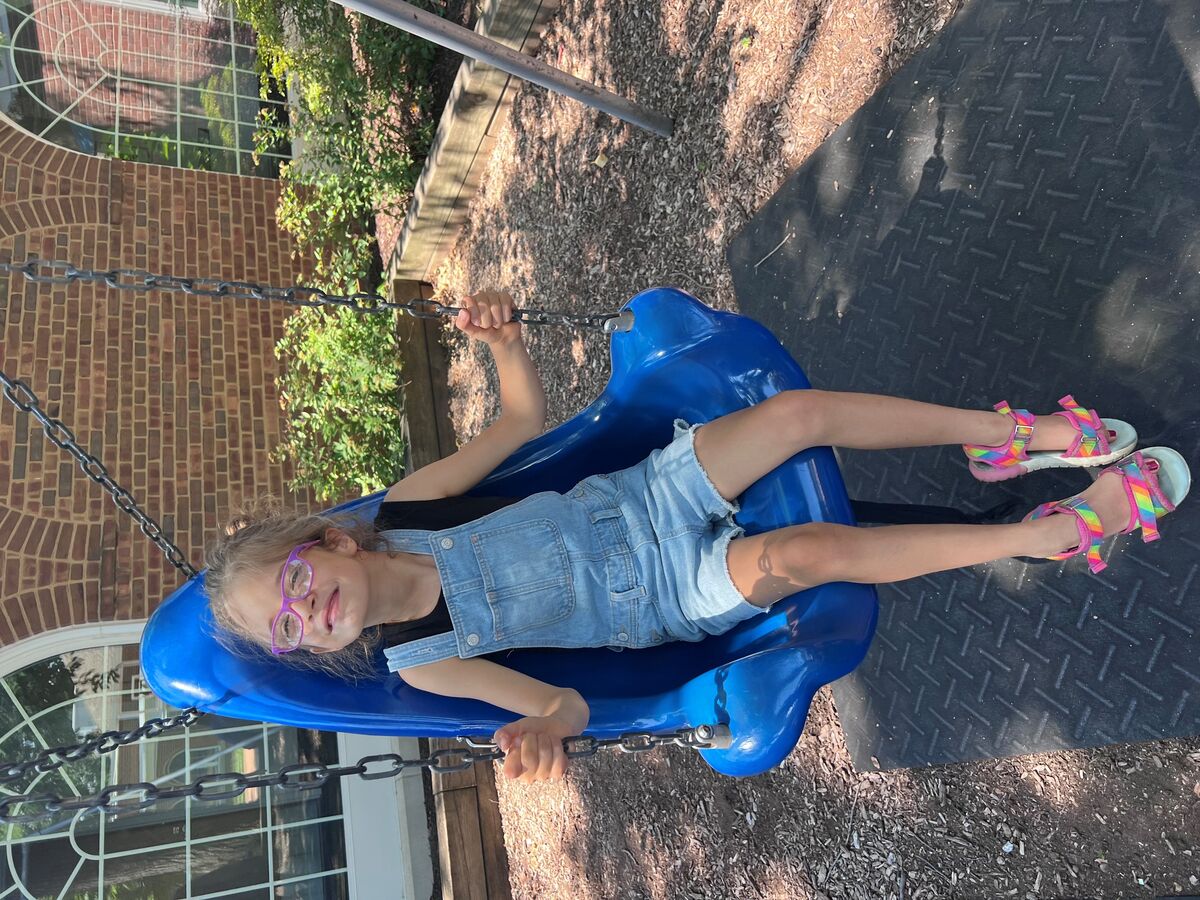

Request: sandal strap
left=1105, top=451, right=1174, bottom=542
left=1052, top=394, right=1112, bottom=458
left=963, top=401, right=1036, bottom=468
left=1028, top=496, right=1106, bottom=573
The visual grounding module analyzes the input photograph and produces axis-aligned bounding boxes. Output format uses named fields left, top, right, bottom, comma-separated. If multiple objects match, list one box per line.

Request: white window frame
left=0, top=622, right=433, bottom=900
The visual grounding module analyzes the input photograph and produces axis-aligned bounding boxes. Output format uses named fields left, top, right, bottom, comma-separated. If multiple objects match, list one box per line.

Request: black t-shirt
left=372, top=496, right=516, bottom=647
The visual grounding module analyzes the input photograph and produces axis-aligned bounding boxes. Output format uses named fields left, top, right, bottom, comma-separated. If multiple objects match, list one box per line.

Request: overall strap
left=383, top=632, right=461, bottom=671
left=378, top=528, right=436, bottom=554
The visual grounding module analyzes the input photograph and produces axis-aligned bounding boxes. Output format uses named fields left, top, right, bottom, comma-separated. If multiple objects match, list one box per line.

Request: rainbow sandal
left=1024, top=448, right=1191, bottom=573
left=963, top=395, right=1137, bottom=482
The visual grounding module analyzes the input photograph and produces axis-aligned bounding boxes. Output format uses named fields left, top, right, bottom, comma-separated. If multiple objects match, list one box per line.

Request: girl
left=205, top=292, right=1190, bottom=783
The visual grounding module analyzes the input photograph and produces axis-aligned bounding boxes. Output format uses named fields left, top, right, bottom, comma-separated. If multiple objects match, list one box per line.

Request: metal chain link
left=0, top=257, right=724, bottom=819
left=0, top=707, right=206, bottom=787
left=0, top=258, right=635, bottom=333
left=0, top=724, right=731, bottom=823
left=0, top=370, right=199, bottom=578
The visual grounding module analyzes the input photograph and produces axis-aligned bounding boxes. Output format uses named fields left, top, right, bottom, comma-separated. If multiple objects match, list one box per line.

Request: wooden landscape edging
left=386, top=0, right=560, bottom=283
left=395, top=279, right=513, bottom=900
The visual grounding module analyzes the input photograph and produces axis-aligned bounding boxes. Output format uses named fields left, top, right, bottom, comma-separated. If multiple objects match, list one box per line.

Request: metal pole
left=328, top=0, right=674, bottom=138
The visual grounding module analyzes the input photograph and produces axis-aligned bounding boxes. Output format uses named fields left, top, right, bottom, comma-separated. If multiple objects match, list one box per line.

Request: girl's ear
left=324, top=527, right=358, bottom=556
left=308, top=646, right=333, bottom=655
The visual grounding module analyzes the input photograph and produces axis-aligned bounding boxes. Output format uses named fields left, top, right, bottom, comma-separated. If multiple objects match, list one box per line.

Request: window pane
left=7, top=650, right=91, bottom=706
left=251, top=152, right=285, bottom=179
left=182, top=113, right=235, bottom=147
left=267, top=729, right=338, bottom=769
left=274, top=872, right=349, bottom=900
left=272, top=819, right=346, bottom=880
left=0, top=692, right=29, bottom=743
left=0, top=0, right=287, bottom=172
left=195, top=146, right=238, bottom=173
left=0, top=638, right=356, bottom=897
left=4, top=835, right=78, bottom=896
left=0, top=724, right=47, bottom=794
left=62, top=859, right=100, bottom=898
left=267, top=728, right=343, bottom=824
left=234, top=68, right=258, bottom=101
left=104, top=806, right=187, bottom=854
left=20, top=767, right=84, bottom=833
left=191, top=791, right=268, bottom=840
left=189, top=833, right=269, bottom=893
left=271, top=780, right=343, bottom=827
left=102, top=847, right=187, bottom=898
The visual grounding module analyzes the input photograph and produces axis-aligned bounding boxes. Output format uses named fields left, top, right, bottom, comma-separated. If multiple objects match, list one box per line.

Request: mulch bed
left=378, top=0, right=1200, bottom=895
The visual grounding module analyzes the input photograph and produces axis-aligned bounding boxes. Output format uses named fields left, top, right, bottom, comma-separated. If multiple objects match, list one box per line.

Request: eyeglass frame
left=271, top=539, right=320, bottom=655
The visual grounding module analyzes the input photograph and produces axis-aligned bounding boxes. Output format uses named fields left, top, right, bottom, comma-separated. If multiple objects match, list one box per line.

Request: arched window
left=0, top=0, right=289, bottom=174
left=0, top=625, right=355, bottom=898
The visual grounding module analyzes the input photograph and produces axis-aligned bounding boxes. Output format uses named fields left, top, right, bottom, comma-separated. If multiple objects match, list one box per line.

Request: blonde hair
left=204, top=496, right=389, bottom=682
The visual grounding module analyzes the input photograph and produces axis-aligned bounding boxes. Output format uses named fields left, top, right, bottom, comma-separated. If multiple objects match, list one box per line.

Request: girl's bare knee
left=779, top=523, right=846, bottom=589
left=767, top=389, right=830, bottom=451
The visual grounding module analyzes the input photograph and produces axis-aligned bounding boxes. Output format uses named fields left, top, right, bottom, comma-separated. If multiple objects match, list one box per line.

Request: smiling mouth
left=325, top=589, right=339, bottom=631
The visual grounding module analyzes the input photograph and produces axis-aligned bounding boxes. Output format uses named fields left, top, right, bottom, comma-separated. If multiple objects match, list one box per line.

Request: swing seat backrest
left=141, top=288, right=878, bottom=777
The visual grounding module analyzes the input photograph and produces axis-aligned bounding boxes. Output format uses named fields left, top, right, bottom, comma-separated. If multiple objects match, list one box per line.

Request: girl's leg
left=693, top=390, right=1080, bottom=501
left=727, top=470, right=1130, bottom=608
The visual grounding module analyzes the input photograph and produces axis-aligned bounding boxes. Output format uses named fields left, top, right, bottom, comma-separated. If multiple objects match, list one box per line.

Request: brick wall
left=0, top=119, right=314, bottom=647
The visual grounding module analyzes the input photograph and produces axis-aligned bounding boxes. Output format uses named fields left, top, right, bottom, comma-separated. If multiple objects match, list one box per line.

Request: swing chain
left=0, top=370, right=199, bottom=578
left=467, top=723, right=733, bottom=758
left=0, top=723, right=730, bottom=823
left=0, top=707, right=205, bottom=787
left=0, top=259, right=634, bottom=333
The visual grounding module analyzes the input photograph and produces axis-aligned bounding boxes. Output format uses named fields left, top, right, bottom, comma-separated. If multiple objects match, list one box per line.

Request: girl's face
left=230, top=532, right=370, bottom=655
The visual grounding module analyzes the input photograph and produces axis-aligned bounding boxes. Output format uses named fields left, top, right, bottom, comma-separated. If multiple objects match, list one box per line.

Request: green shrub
left=238, top=0, right=438, bottom=288
left=272, top=305, right=407, bottom=502
left=234, top=0, right=441, bottom=498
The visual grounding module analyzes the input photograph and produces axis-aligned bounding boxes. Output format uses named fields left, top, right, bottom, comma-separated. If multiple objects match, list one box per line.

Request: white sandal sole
left=1137, top=445, right=1192, bottom=508
left=969, top=417, right=1137, bottom=481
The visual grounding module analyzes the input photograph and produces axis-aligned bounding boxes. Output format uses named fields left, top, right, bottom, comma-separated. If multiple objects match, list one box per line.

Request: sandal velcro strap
left=1028, top=496, right=1106, bottom=573
left=963, top=401, right=1036, bottom=468
left=1053, top=394, right=1112, bottom=458
left=1107, top=451, right=1174, bottom=543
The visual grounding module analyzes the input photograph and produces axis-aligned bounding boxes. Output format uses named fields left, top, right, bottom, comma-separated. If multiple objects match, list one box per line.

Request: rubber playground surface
left=410, top=0, right=1200, bottom=896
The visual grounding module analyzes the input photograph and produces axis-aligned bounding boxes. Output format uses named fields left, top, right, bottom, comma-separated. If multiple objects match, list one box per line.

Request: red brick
left=0, top=111, right=305, bottom=647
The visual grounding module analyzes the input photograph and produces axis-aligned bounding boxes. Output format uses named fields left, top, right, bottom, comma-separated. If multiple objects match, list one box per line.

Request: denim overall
left=382, top=422, right=762, bottom=673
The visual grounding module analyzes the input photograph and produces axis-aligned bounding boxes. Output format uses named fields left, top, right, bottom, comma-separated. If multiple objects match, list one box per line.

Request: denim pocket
left=609, top=585, right=674, bottom=648
left=472, top=519, right=576, bottom=640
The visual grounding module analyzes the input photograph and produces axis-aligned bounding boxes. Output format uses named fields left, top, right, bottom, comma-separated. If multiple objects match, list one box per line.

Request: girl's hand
left=493, top=715, right=573, bottom=782
left=455, top=291, right=522, bottom=347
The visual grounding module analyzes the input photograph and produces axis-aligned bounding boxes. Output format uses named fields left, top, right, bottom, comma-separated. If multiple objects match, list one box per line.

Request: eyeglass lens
left=273, top=612, right=303, bottom=649
left=283, top=558, right=312, bottom=599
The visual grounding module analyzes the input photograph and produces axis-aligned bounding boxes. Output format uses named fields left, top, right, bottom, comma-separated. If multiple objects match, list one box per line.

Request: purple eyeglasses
left=271, top=540, right=320, bottom=654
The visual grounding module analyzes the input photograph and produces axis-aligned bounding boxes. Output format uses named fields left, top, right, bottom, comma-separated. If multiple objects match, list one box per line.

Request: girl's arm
left=386, top=291, right=547, bottom=502
left=399, top=656, right=589, bottom=782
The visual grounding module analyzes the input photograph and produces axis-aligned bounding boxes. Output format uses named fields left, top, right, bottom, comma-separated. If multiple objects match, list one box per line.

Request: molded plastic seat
left=141, top=288, right=878, bottom=776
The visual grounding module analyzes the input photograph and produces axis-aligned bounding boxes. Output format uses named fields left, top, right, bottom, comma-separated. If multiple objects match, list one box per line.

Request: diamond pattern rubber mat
left=727, top=0, right=1200, bottom=769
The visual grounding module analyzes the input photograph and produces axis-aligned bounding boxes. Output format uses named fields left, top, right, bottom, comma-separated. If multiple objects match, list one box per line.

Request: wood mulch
left=384, top=0, right=1200, bottom=896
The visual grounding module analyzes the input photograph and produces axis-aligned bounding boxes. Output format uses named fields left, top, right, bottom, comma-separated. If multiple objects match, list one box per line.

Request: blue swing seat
left=141, top=288, right=878, bottom=777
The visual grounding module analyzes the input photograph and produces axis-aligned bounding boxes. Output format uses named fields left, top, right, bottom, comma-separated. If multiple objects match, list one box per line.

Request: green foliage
left=199, top=62, right=239, bottom=150
left=232, top=0, right=441, bottom=497
left=237, top=0, right=438, bottom=289
left=272, top=305, right=407, bottom=501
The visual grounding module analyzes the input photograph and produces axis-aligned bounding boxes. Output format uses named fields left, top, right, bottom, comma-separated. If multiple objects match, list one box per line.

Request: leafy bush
left=233, top=0, right=442, bottom=497
left=239, top=0, right=438, bottom=288
left=272, top=305, right=406, bottom=502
